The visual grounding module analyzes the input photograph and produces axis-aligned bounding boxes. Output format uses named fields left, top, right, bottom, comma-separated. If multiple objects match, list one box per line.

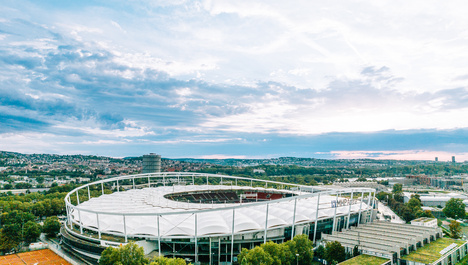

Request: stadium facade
left=61, top=173, right=376, bottom=264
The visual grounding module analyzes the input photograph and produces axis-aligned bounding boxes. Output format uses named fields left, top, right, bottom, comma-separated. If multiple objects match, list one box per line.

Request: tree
left=376, top=192, right=392, bottom=202
left=314, top=245, right=325, bottom=259
left=238, top=246, right=274, bottom=265
left=99, top=242, right=148, bottom=265
left=150, top=256, right=186, bottom=265
left=23, top=221, right=41, bottom=243
left=449, top=221, right=462, bottom=239
left=443, top=198, right=466, bottom=219
left=291, top=234, right=314, bottom=265
left=43, top=216, right=61, bottom=237
left=15, top=182, right=32, bottom=189
left=261, top=241, right=290, bottom=265
left=392, top=184, right=403, bottom=194
left=120, top=242, right=147, bottom=265
left=353, top=245, right=360, bottom=257
left=325, top=241, right=346, bottom=264
left=407, top=197, right=422, bottom=215
left=36, top=176, right=45, bottom=184
left=0, top=224, right=21, bottom=252
left=99, top=246, right=120, bottom=265
left=1, top=210, right=35, bottom=226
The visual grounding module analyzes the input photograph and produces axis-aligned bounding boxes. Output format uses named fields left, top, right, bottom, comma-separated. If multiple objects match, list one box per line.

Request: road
left=377, top=201, right=406, bottom=224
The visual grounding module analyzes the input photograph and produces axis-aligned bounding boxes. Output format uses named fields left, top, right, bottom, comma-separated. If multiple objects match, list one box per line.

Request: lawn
left=401, top=238, right=466, bottom=264
left=338, top=254, right=389, bottom=265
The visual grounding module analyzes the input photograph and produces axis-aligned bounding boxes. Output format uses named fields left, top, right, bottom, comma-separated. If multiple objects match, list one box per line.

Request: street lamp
left=296, top=253, right=299, bottom=265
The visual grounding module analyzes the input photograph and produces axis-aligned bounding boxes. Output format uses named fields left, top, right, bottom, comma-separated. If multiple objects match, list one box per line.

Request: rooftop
left=338, top=254, right=389, bottom=265
left=412, top=217, right=436, bottom=223
left=402, top=238, right=466, bottom=264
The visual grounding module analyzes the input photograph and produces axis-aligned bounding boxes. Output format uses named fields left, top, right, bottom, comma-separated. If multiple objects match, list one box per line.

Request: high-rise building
left=435, top=157, right=438, bottom=162
left=452, top=156, right=456, bottom=163
left=142, top=153, right=161, bottom=173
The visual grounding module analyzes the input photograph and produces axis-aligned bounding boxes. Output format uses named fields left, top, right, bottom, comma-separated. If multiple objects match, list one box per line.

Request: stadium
left=61, top=173, right=376, bottom=264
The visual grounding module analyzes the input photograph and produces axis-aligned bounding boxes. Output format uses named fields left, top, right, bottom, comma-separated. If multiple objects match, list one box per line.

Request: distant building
left=142, top=153, right=161, bottom=173
left=411, top=217, right=438, bottom=228
left=452, top=156, right=456, bottom=163
left=435, top=157, right=438, bottom=162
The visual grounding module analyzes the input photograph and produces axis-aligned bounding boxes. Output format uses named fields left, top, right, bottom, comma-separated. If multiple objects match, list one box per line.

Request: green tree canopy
left=443, top=198, right=466, bottom=219
left=23, top=220, right=41, bottom=243
left=0, top=224, right=21, bottom=252
left=43, top=216, right=61, bottom=237
left=449, top=220, right=462, bottom=239
left=325, top=241, right=346, bottom=264
left=99, top=242, right=148, bottom=265
left=392, top=184, right=403, bottom=194
left=149, top=256, right=187, bottom=265
left=239, top=246, right=274, bottom=265
left=290, top=234, right=314, bottom=264
left=238, top=235, right=313, bottom=265
left=314, top=245, right=325, bottom=259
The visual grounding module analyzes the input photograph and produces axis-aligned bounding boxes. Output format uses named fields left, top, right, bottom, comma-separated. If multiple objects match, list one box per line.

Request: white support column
left=192, top=176, right=194, bottom=185
left=101, top=182, right=104, bottom=195
left=78, top=209, right=83, bottom=234
left=218, top=238, right=221, bottom=264
left=346, top=190, right=354, bottom=229
left=332, top=192, right=339, bottom=233
left=87, top=186, right=90, bottom=200
left=209, top=237, right=212, bottom=265
left=96, top=213, right=101, bottom=239
left=371, top=191, right=376, bottom=221
left=163, top=175, right=166, bottom=186
left=76, top=191, right=80, bottom=205
left=148, top=176, right=151, bottom=187
left=132, top=178, right=135, bottom=189
left=250, top=180, right=253, bottom=187
left=206, top=176, right=209, bottom=185
left=158, top=215, right=161, bottom=257
left=313, top=193, right=321, bottom=244
left=177, top=175, right=180, bottom=185
left=357, top=191, right=364, bottom=225
left=291, top=197, right=298, bottom=240
left=366, top=191, right=372, bottom=223
left=264, top=203, right=270, bottom=244
left=117, top=180, right=120, bottom=192
left=66, top=205, right=72, bottom=229
left=123, top=215, right=127, bottom=242
left=195, top=213, right=198, bottom=263
left=231, top=208, right=236, bottom=264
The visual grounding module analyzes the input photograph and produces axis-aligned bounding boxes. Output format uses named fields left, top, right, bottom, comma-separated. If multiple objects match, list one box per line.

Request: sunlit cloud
left=1, top=0, right=468, bottom=158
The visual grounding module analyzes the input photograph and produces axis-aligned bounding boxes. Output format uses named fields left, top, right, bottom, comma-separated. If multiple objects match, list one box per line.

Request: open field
left=0, top=249, right=71, bottom=265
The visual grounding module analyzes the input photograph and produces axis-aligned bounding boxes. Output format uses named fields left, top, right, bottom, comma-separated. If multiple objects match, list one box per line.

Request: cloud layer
left=1, top=0, right=468, bottom=159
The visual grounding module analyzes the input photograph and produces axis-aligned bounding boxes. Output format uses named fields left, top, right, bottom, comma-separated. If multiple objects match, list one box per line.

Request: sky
left=1, top=0, right=468, bottom=160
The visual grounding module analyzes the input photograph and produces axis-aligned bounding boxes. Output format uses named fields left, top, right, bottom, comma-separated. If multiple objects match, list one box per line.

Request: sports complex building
left=60, top=173, right=377, bottom=264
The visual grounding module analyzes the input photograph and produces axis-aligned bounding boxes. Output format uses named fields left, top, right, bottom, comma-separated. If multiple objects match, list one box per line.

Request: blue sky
left=1, top=0, right=468, bottom=160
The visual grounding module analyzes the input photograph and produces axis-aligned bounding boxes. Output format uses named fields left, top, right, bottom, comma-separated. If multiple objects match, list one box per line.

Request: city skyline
left=1, top=1, right=468, bottom=160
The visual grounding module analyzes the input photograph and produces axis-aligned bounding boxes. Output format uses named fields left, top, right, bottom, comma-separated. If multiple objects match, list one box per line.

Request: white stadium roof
left=72, top=185, right=371, bottom=238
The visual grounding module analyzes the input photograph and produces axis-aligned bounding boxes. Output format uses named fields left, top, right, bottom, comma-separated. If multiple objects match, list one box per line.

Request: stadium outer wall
left=61, top=173, right=376, bottom=264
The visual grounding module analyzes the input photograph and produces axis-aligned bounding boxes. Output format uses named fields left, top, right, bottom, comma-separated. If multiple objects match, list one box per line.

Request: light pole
left=296, top=253, right=299, bottom=265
